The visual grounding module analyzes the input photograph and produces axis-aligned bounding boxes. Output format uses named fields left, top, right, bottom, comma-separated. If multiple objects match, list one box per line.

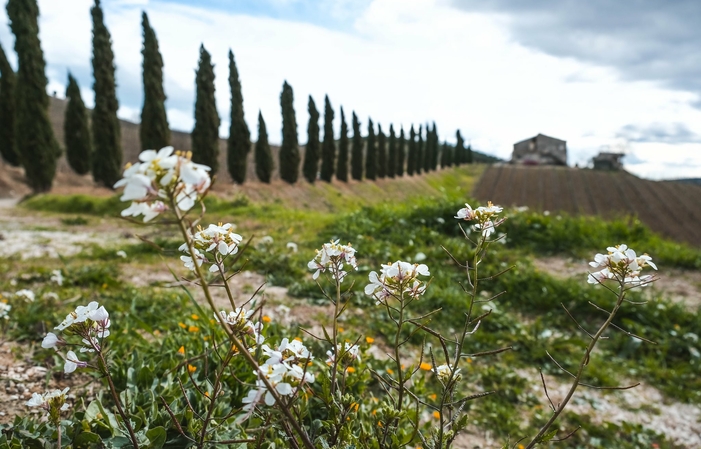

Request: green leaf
left=73, top=431, right=102, bottom=449
left=145, top=426, right=167, bottom=449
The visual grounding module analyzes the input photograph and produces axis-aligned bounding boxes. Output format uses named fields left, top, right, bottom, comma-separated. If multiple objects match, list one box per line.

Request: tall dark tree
left=376, top=124, right=387, bottom=178
left=350, top=111, right=363, bottom=181
left=397, top=127, right=405, bottom=177
left=429, top=122, right=439, bottom=171
left=64, top=73, right=92, bottom=175
left=279, top=81, right=300, bottom=184
left=466, top=143, right=474, bottom=164
left=227, top=50, right=250, bottom=184
left=254, top=111, right=273, bottom=183
left=320, top=95, right=336, bottom=182
left=423, top=123, right=432, bottom=172
left=7, top=0, right=60, bottom=191
left=416, top=125, right=424, bottom=175
left=0, top=41, right=19, bottom=166
left=365, top=118, right=376, bottom=180
left=407, top=125, right=416, bottom=175
left=140, top=12, right=169, bottom=152
left=455, top=130, right=465, bottom=166
left=302, top=95, right=319, bottom=183
left=336, top=107, right=349, bottom=182
left=387, top=124, right=396, bottom=178
left=91, top=0, right=122, bottom=187
left=441, top=141, right=452, bottom=168
left=191, top=45, right=220, bottom=173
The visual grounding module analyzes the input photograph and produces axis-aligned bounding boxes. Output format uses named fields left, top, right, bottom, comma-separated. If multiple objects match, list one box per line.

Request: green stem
left=98, top=352, right=140, bottom=449
left=330, top=268, right=342, bottom=396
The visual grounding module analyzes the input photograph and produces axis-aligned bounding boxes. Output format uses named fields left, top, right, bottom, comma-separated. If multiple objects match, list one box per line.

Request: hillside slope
left=473, top=164, right=701, bottom=245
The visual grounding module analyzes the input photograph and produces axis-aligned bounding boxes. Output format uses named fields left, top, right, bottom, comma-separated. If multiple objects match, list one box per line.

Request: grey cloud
left=616, top=122, right=701, bottom=144
left=451, top=0, right=701, bottom=102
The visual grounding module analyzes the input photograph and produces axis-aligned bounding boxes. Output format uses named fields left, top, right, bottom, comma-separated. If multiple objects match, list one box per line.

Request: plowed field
left=472, top=165, right=701, bottom=246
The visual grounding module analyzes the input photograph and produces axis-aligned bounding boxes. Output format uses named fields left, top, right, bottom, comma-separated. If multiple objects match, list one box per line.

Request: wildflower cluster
left=326, top=342, right=361, bottom=366
left=114, top=146, right=211, bottom=222
left=365, top=261, right=430, bottom=304
left=308, top=240, right=358, bottom=282
left=179, top=223, right=243, bottom=272
left=243, top=338, right=315, bottom=410
left=214, top=307, right=264, bottom=346
left=42, top=301, right=111, bottom=373
left=433, top=363, right=462, bottom=384
left=26, top=387, right=70, bottom=425
left=454, top=201, right=504, bottom=237
left=588, top=244, right=658, bottom=287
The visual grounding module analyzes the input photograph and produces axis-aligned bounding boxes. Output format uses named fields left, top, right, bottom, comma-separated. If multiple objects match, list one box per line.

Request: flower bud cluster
left=454, top=201, right=504, bottom=237
left=179, top=223, right=243, bottom=273
left=307, top=240, right=358, bottom=282
left=114, top=147, right=212, bottom=222
left=26, top=387, right=70, bottom=425
left=326, top=342, right=361, bottom=366
left=242, top=338, right=315, bottom=411
left=588, top=244, right=657, bottom=287
left=365, top=261, right=430, bottom=304
left=434, top=363, right=462, bottom=383
left=43, top=301, right=111, bottom=373
left=214, top=307, right=264, bottom=346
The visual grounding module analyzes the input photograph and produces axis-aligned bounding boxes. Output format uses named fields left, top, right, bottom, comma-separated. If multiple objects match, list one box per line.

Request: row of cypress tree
left=0, top=0, right=473, bottom=191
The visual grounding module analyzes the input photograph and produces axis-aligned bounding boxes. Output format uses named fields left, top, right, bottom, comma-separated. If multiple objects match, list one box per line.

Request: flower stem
left=98, top=352, right=140, bottom=449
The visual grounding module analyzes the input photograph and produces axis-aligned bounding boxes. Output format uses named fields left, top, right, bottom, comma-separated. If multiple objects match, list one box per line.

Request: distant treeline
left=0, top=0, right=497, bottom=192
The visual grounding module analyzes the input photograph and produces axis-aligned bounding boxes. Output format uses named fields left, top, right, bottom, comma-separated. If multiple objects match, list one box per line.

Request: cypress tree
left=227, top=49, right=250, bottom=184
left=387, top=124, right=396, bottom=178
left=64, top=73, right=92, bottom=175
left=350, top=111, right=363, bottom=181
left=320, top=95, right=336, bottom=182
left=406, top=125, right=415, bottom=175
left=302, top=95, right=319, bottom=183
left=416, top=125, right=424, bottom=175
left=455, top=130, right=465, bottom=166
left=254, top=111, right=273, bottom=183
left=430, top=123, right=439, bottom=170
left=140, top=12, right=169, bottom=151
left=91, top=0, right=122, bottom=187
left=423, top=124, right=432, bottom=172
left=377, top=124, right=387, bottom=178
left=397, top=127, right=405, bottom=177
left=365, top=118, right=376, bottom=180
left=191, top=45, right=220, bottom=174
left=279, top=81, right=300, bottom=183
left=466, top=143, right=474, bottom=164
left=0, top=41, right=19, bottom=166
left=336, top=107, right=349, bottom=182
left=7, top=0, right=60, bottom=191
left=441, top=141, right=451, bottom=168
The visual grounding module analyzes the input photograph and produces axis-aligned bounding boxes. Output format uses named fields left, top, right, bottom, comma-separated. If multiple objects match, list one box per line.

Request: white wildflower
left=15, top=289, right=35, bottom=302
left=50, top=270, right=64, bottom=286
left=116, top=250, right=127, bottom=258
left=308, top=240, right=358, bottom=282
left=0, top=302, right=10, bottom=320
left=434, top=363, right=461, bottom=383
left=588, top=245, right=657, bottom=288
left=365, top=260, right=430, bottom=304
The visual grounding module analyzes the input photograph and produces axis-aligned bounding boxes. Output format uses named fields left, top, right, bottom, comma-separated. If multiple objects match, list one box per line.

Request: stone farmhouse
left=592, top=152, right=625, bottom=171
left=511, top=134, right=567, bottom=166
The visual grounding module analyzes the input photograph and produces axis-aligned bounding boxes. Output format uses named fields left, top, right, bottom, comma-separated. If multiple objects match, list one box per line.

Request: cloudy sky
left=1, top=0, right=700, bottom=180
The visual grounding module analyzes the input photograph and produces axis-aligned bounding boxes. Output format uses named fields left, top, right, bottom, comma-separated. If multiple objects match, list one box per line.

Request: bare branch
left=539, top=370, right=556, bottom=412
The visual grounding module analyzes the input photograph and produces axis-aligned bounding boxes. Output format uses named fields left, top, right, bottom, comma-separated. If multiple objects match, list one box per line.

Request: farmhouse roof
left=514, top=133, right=566, bottom=145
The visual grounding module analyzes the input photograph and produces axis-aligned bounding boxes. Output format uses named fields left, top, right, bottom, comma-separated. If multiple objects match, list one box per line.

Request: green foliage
left=279, top=80, right=300, bottom=183
left=64, top=73, right=93, bottom=175
left=365, top=118, right=376, bottom=180
left=22, top=193, right=124, bottom=215
left=227, top=49, right=251, bottom=184
left=336, top=107, right=349, bottom=182
left=91, top=0, right=122, bottom=188
left=396, top=127, right=405, bottom=177
left=376, top=123, right=387, bottom=179
left=0, top=40, right=19, bottom=166
left=303, top=95, right=320, bottom=183
left=407, top=125, right=416, bottom=176
left=254, top=111, right=273, bottom=183
left=140, top=12, right=170, bottom=152
left=320, top=95, right=336, bottom=182
left=351, top=111, right=363, bottom=181
left=192, top=44, right=220, bottom=174
left=7, top=0, right=61, bottom=192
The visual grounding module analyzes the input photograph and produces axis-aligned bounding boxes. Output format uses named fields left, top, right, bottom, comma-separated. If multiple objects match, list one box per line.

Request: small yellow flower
left=204, top=391, right=210, bottom=398
left=518, top=445, right=525, bottom=449
left=188, top=325, right=199, bottom=333
left=429, top=393, right=437, bottom=401
left=674, top=324, right=681, bottom=330
left=153, top=330, right=161, bottom=336
left=338, top=327, right=344, bottom=333
left=101, top=283, right=108, bottom=289
left=191, top=314, right=199, bottom=320
left=366, top=336, right=375, bottom=344
left=203, top=336, right=210, bottom=341
left=372, top=409, right=377, bottom=416
left=419, top=362, right=432, bottom=371
left=377, top=421, right=383, bottom=428
left=350, top=402, right=359, bottom=412
left=386, top=368, right=394, bottom=375
left=262, top=315, right=271, bottom=323
left=467, top=357, right=473, bottom=364
left=177, top=346, right=185, bottom=355
left=187, top=364, right=197, bottom=373
left=178, top=322, right=187, bottom=329
left=346, top=367, right=356, bottom=374
left=432, top=411, right=440, bottom=420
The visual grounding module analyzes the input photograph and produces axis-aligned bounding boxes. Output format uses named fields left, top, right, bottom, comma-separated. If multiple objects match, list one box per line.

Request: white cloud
left=0, top=0, right=700, bottom=179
